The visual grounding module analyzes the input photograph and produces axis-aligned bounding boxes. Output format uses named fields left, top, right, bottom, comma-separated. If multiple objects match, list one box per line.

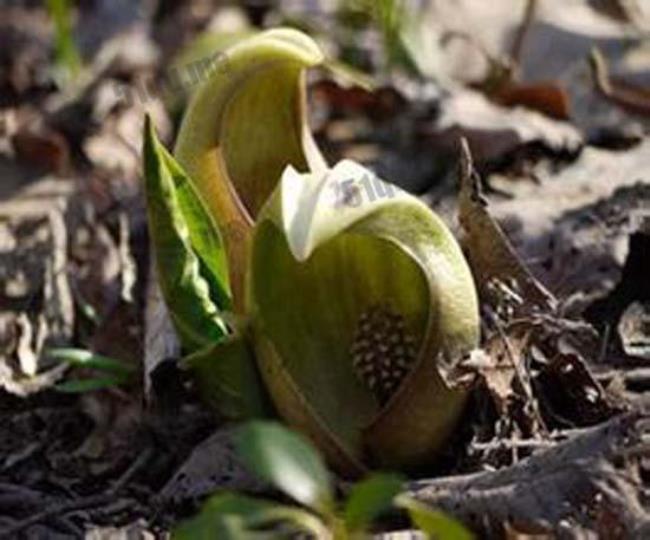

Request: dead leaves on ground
left=445, top=136, right=650, bottom=535
left=1, top=1, right=649, bottom=537
left=0, top=179, right=75, bottom=395
left=458, top=139, right=556, bottom=314
left=618, top=302, right=650, bottom=360
left=491, top=81, right=570, bottom=121
left=456, top=140, right=620, bottom=469
left=408, top=411, right=650, bottom=536
left=158, top=428, right=265, bottom=504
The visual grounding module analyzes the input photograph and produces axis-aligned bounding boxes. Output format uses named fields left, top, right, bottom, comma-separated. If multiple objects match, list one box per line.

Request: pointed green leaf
left=47, top=0, right=81, bottom=83
left=172, top=493, right=328, bottom=540
left=175, top=165, right=231, bottom=311
left=172, top=493, right=275, bottom=540
left=396, top=496, right=474, bottom=540
left=234, top=421, right=333, bottom=514
left=344, top=473, right=404, bottom=531
left=147, top=115, right=231, bottom=308
left=143, top=115, right=230, bottom=351
left=47, top=347, right=135, bottom=375
left=55, top=376, right=127, bottom=393
left=183, top=333, right=270, bottom=420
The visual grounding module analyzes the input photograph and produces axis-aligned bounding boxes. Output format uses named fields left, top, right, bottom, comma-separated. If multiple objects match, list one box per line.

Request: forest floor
left=1, top=1, right=650, bottom=537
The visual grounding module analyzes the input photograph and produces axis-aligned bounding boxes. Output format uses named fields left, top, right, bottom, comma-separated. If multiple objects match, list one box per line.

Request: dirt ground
left=1, top=0, right=650, bottom=537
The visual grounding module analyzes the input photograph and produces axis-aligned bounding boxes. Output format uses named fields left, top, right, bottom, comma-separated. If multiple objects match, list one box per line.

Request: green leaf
left=396, top=496, right=474, bottom=540
left=56, top=376, right=126, bottom=393
left=143, top=115, right=230, bottom=352
left=374, top=0, right=412, bottom=69
left=344, top=473, right=403, bottom=531
left=234, top=421, right=333, bottom=514
left=172, top=493, right=328, bottom=540
left=174, top=161, right=231, bottom=311
left=172, top=493, right=274, bottom=540
left=183, top=334, right=270, bottom=420
left=46, top=0, right=81, bottom=83
left=324, top=58, right=375, bottom=92
left=47, top=348, right=135, bottom=376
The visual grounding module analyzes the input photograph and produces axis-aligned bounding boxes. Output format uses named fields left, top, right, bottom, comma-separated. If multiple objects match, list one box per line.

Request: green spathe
left=174, top=28, right=326, bottom=311
left=247, top=161, right=480, bottom=473
left=147, top=27, right=481, bottom=474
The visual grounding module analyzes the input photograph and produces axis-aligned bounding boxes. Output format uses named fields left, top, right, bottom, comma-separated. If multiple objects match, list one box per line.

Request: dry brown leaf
left=15, top=313, right=46, bottom=376
left=311, top=80, right=406, bottom=121
left=618, top=302, right=650, bottom=360
left=487, top=150, right=650, bottom=300
left=467, top=330, right=531, bottom=417
left=143, top=261, right=179, bottom=402
left=403, top=0, right=648, bottom=138
left=0, top=179, right=75, bottom=395
left=157, top=428, right=264, bottom=504
left=457, top=138, right=557, bottom=314
left=538, top=351, right=613, bottom=426
left=428, top=90, right=581, bottom=168
left=407, top=411, right=650, bottom=536
left=492, top=82, right=570, bottom=121
left=86, top=520, right=155, bottom=540
left=11, top=128, right=70, bottom=175
left=0, top=361, right=67, bottom=397
left=0, top=8, right=52, bottom=99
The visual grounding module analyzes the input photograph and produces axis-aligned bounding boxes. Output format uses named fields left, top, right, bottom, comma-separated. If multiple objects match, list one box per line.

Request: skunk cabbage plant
left=143, top=28, right=479, bottom=475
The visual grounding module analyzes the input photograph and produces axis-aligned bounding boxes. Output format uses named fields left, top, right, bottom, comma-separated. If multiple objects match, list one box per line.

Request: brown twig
left=510, top=0, right=538, bottom=68
left=590, top=47, right=650, bottom=116
left=471, top=437, right=556, bottom=452
left=597, top=367, right=650, bottom=391
left=0, top=448, right=153, bottom=538
left=484, top=306, right=547, bottom=437
left=0, top=494, right=117, bottom=539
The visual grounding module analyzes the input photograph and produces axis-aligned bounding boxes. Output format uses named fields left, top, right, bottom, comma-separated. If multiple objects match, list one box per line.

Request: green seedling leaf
left=324, top=58, right=376, bottom=91
left=173, top=493, right=328, bottom=540
left=234, top=421, right=334, bottom=514
left=371, top=0, right=420, bottom=74
left=47, top=348, right=135, bottom=376
left=396, top=495, right=473, bottom=540
left=172, top=493, right=274, bottom=540
left=145, top=114, right=231, bottom=304
left=46, top=0, right=81, bottom=84
left=56, top=376, right=127, bottom=394
left=183, top=333, right=270, bottom=420
left=344, top=473, right=404, bottom=531
left=143, top=115, right=231, bottom=351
